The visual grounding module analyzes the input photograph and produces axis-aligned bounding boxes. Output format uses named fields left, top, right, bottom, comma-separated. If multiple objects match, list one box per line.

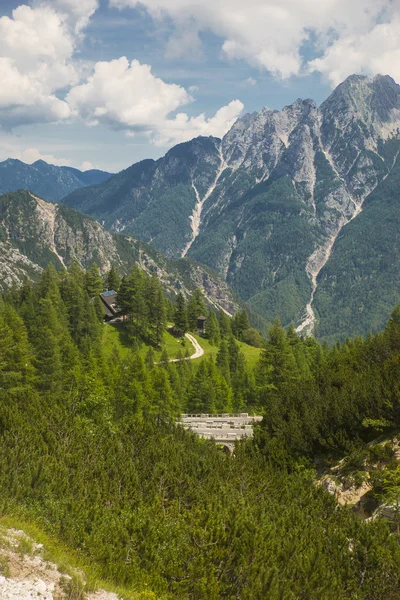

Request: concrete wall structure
left=179, top=413, right=263, bottom=453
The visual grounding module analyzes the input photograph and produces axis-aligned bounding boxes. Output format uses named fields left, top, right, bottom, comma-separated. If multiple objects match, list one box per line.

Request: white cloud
left=309, top=17, right=400, bottom=87
left=109, top=0, right=398, bottom=85
left=10, top=146, right=72, bottom=166
left=0, top=1, right=98, bottom=128
left=154, top=100, right=244, bottom=146
left=67, top=57, right=191, bottom=128
left=46, top=0, right=99, bottom=33
left=67, top=57, right=244, bottom=145
left=80, top=160, right=95, bottom=171
left=0, top=1, right=241, bottom=147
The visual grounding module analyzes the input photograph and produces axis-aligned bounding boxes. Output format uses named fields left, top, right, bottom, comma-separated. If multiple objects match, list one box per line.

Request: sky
left=1, top=0, right=400, bottom=173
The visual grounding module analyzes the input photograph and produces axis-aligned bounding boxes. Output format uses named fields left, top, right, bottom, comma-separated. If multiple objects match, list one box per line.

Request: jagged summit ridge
left=60, top=74, right=400, bottom=339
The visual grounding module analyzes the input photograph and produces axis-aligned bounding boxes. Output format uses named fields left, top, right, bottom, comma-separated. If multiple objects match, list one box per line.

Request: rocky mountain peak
left=59, top=74, right=400, bottom=341
left=321, top=73, right=400, bottom=140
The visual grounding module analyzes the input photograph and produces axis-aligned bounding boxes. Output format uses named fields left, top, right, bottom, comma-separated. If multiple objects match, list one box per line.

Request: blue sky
left=0, top=0, right=398, bottom=172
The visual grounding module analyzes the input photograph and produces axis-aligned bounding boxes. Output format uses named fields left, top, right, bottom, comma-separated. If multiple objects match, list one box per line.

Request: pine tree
left=187, top=288, right=207, bottom=331
left=149, top=368, right=176, bottom=422
left=117, top=276, right=131, bottom=316
left=216, top=339, right=230, bottom=383
left=232, top=310, right=251, bottom=340
left=257, top=318, right=298, bottom=390
left=145, top=347, right=156, bottom=370
left=37, top=264, right=63, bottom=308
left=206, top=310, right=220, bottom=345
left=174, top=293, right=188, bottom=335
left=218, top=310, right=232, bottom=337
left=0, top=300, right=34, bottom=392
left=86, top=263, right=104, bottom=298
left=146, top=277, right=166, bottom=347
left=105, top=266, right=121, bottom=292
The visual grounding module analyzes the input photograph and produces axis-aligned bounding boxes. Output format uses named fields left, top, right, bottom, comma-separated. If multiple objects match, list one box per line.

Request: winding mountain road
left=168, top=333, right=205, bottom=362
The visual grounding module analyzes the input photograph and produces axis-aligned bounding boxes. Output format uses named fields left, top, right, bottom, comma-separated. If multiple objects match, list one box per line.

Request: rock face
left=62, top=75, right=400, bottom=340
left=0, top=528, right=119, bottom=600
left=0, top=190, right=239, bottom=314
left=0, top=158, right=112, bottom=202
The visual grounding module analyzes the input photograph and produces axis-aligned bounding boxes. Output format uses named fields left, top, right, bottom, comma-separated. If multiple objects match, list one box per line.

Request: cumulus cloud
left=67, top=58, right=191, bottom=129
left=80, top=160, right=95, bottom=171
left=47, top=0, right=99, bottom=33
left=109, top=0, right=399, bottom=84
left=0, top=2, right=242, bottom=146
left=67, top=57, right=243, bottom=145
left=0, top=1, right=98, bottom=128
left=309, top=16, right=400, bottom=87
left=16, top=147, right=72, bottom=166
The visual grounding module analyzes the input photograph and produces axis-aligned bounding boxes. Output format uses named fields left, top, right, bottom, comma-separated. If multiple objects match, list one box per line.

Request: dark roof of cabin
left=100, top=302, right=114, bottom=318
left=100, top=290, right=119, bottom=314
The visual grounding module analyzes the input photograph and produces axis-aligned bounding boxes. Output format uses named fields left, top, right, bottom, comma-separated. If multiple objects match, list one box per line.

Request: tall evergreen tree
left=174, top=293, right=188, bottom=336
left=206, top=310, right=220, bottom=346
left=105, top=266, right=121, bottom=292
left=146, top=277, right=167, bottom=347
left=85, top=263, right=104, bottom=298
left=187, top=288, right=207, bottom=331
left=218, top=310, right=232, bottom=337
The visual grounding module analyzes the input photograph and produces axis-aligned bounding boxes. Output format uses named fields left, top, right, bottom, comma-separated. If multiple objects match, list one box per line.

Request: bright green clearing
left=102, top=323, right=262, bottom=367
left=102, top=323, right=194, bottom=361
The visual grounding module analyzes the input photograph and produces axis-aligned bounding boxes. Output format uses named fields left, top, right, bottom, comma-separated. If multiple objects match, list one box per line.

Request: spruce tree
left=218, top=310, right=232, bottom=337
left=206, top=310, right=220, bottom=345
left=257, top=318, right=298, bottom=390
left=85, top=263, right=104, bottom=298
left=146, top=277, right=166, bottom=347
left=187, top=288, right=207, bottom=331
left=174, top=293, right=188, bottom=335
left=105, top=266, right=121, bottom=292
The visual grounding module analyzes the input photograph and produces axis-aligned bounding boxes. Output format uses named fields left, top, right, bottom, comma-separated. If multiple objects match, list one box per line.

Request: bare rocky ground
left=319, top=435, right=400, bottom=519
left=0, top=528, right=119, bottom=600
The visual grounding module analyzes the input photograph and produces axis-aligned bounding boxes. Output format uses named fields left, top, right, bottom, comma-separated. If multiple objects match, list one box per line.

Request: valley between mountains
left=2, top=74, right=400, bottom=342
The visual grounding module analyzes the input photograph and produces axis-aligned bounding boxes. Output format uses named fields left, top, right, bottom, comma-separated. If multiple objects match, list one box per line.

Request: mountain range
left=0, top=159, right=112, bottom=202
left=0, top=190, right=239, bottom=315
left=1, top=74, right=400, bottom=341
left=61, top=74, right=400, bottom=341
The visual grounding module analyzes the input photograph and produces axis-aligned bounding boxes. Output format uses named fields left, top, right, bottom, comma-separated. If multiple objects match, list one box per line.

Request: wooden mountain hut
left=197, top=315, right=207, bottom=333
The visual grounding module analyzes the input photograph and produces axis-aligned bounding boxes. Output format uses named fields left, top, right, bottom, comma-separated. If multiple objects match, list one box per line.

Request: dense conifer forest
left=1, top=263, right=400, bottom=598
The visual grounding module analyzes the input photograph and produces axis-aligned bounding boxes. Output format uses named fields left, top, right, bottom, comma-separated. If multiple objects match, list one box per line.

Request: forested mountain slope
left=1, top=266, right=400, bottom=598
left=0, top=190, right=239, bottom=315
left=63, top=74, right=400, bottom=341
left=0, top=158, right=112, bottom=201
left=315, top=153, right=400, bottom=342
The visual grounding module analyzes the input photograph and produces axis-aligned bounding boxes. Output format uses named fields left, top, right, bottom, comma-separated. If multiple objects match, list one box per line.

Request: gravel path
left=168, top=333, right=204, bottom=363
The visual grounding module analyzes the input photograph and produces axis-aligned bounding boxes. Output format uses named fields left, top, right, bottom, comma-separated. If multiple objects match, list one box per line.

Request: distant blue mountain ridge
left=0, top=158, right=113, bottom=202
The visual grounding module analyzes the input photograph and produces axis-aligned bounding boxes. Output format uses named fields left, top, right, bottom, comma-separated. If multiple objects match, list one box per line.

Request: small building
left=99, top=290, right=121, bottom=321
left=197, top=315, right=207, bottom=333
